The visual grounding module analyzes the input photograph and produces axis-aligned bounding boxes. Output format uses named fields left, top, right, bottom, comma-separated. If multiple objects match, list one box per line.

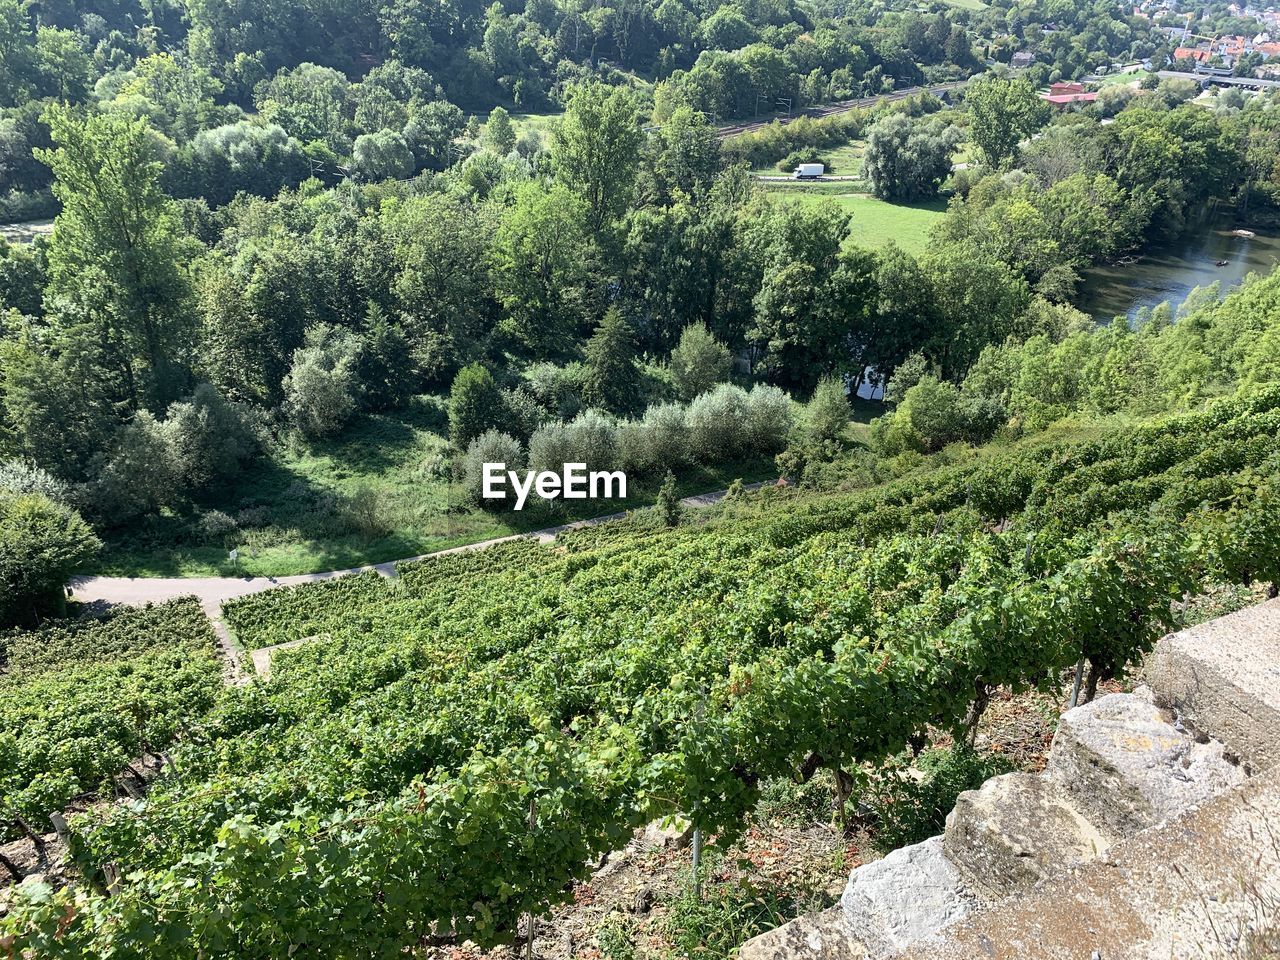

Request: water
left=1076, top=222, right=1280, bottom=322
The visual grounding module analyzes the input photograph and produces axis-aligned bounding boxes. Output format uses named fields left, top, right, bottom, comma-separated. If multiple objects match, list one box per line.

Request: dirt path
left=70, top=484, right=765, bottom=615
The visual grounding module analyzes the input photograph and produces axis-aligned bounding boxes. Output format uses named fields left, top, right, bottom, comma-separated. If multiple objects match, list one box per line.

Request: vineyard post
left=49, top=812, right=70, bottom=847
left=692, top=823, right=703, bottom=901
left=691, top=686, right=707, bottom=901
left=1069, top=654, right=1085, bottom=708
left=525, top=797, right=537, bottom=960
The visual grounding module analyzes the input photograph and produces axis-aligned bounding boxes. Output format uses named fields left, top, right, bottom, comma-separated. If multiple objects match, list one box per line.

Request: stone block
left=737, top=907, right=867, bottom=960
left=1144, top=597, right=1280, bottom=772
left=944, top=772, right=1111, bottom=898
left=839, top=835, right=977, bottom=957
left=1046, top=692, right=1244, bottom=835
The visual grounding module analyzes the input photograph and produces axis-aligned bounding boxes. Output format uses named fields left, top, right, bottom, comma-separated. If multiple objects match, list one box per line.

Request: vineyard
left=0, top=600, right=222, bottom=845
left=3, top=388, right=1280, bottom=958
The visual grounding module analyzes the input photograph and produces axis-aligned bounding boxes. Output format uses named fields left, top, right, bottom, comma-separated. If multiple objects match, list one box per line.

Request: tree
left=282, top=325, right=363, bottom=438
left=255, top=63, right=353, bottom=151
left=483, top=106, right=516, bottom=153
left=582, top=308, right=640, bottom=414
left=449, top=362, right=505, bottom=449
left=38, top=105, right=199, bottom=412
left=162, top=384, right=261, bottom=490
left=552, top=81, right=644, bottom=233
left=491, top=182, right=589, bottom=355
left=0, top=490, right=100, bottom=626
left=358, top=304, right=416, bottom=410
left=871, top=374, right=966, bottom=455
left=965, top=75, right=1049, bottom=168
left=385, top=193, right=497, bottom=382
left=864, top=113, right=962, bottom=201
left=643, top=106, right=721, bottom=202
left=670, top=322, right=732, bottom=401
left=353, top=129, right=414, bottom=181
left=175, top=122, right=309, bottom=205
left=0, top=0, right=36, bottom=108
left=805, top=376, right=849, bottom=444
left=656, top=469, right=681, bottom=526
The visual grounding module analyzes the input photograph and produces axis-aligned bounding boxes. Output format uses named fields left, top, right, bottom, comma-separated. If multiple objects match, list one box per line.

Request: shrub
left=196, top=509, right=239, bottom=545
left=637, top=402, right=690, bottom=472
left=90, top=412, right=182, bottom=523
left=0, top=490, right=101, bottom=627
left=461, top=430, right=526, bottom=507
left=449, top=363, right=506, bottom=449
left=687, top=383, right=750, bottom=461
left=283, top=325, right=363, bottom=438
left=656, top=470, right=681, bottom=527
left=528, top=410, right=618, bottom=475
left=867, top=745, right=1015, bottom=853
left=743, top=384, right=794, bottom=455
left=523, top=361, right=586, bottom=421
left=805, top=376, right=850, bottom=444
left=777, top=147, right=831, bottom=174
left=0, top=461, right=71, bottom=503
left=500, top=387, right=548, bottom=443
left=163, top=384, right=262, bottom=491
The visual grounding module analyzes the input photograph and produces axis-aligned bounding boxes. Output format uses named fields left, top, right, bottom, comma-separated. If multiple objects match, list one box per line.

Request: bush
left=777, top=147, right=830, bottom=174
left=687, top=383, right=750, bottom=462
left=449, top=363, right=506, bottom=449
left=0, top=490, right=101, bottom=627
left=635, top=401, right=690, bottom=472
left=283, top=325, right=363, bottom=438
left=500, top=387, right=548, bottom=443
left=528, top=410, right=619, bottom=475
left=0, top=461, right=71, bottom=503
left=89, top=412, right=182, bottom=523
left=523, top=361, right=586, bottom=421
left=656, top=470, right=681, bottom=527
left=461, top=430, right=526, bottom=507
left=163, top=384, right=262, bottom=491
left=743, top=384, right=794, bottom=455
left=867, top=746, right=1015, bottom=852
left=196, top=509, right=239, bottom=545
left=805, top=376, right=850, bottom=444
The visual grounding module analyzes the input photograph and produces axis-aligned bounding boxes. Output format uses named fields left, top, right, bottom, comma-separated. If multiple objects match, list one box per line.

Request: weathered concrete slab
left=1047, top=693, right=1244, bottom=835
left=1145, top=597, right=1280, bottom=773
left=944, top=772, right=1111, bottom=898
left=737, top=907, right=867, bottom=960
left=839, top=835, right=977, bottom=956
left=895, top=762, right=1280, bottom=960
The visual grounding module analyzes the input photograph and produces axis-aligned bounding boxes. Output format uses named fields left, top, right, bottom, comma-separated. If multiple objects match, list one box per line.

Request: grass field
left=752, top=138, right=868, bottom=177
left=765, top=187, right=947, bottom=254
left=97, top=397, right=781, bottom=578
left=1095, top=70, right=1147, bottom=86
left=941, top=0, right=986, bottom=9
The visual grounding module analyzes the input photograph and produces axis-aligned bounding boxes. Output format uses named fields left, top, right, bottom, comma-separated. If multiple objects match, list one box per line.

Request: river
left=1076, top=221, right=1280, bottom=322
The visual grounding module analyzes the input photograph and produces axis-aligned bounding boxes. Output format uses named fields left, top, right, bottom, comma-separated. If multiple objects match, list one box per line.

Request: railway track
left=714, top=79, right=971, bottom=139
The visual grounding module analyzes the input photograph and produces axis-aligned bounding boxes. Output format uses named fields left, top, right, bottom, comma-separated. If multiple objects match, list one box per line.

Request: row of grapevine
left=0, top=600, right=222, bottom=842
left=3, top=388, right=1279, bottom=957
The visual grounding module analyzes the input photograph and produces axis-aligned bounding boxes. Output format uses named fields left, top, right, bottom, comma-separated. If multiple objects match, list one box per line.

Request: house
left=1012, top=50, right=1036, bottom=68
left=1049, top=81, right=1086, bottom=95
left=1043, top=91, right=1099, bottom=108
left=1174, top=46, right=1213, bottom=62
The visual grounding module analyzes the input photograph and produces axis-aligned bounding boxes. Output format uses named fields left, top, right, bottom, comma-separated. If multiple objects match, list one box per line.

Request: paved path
left=70, top=483, right=765, bottom=613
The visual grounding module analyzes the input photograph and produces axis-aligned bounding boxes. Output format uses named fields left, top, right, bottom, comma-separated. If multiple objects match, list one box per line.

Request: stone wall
left=740, top=598, right=1280, bottom=960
